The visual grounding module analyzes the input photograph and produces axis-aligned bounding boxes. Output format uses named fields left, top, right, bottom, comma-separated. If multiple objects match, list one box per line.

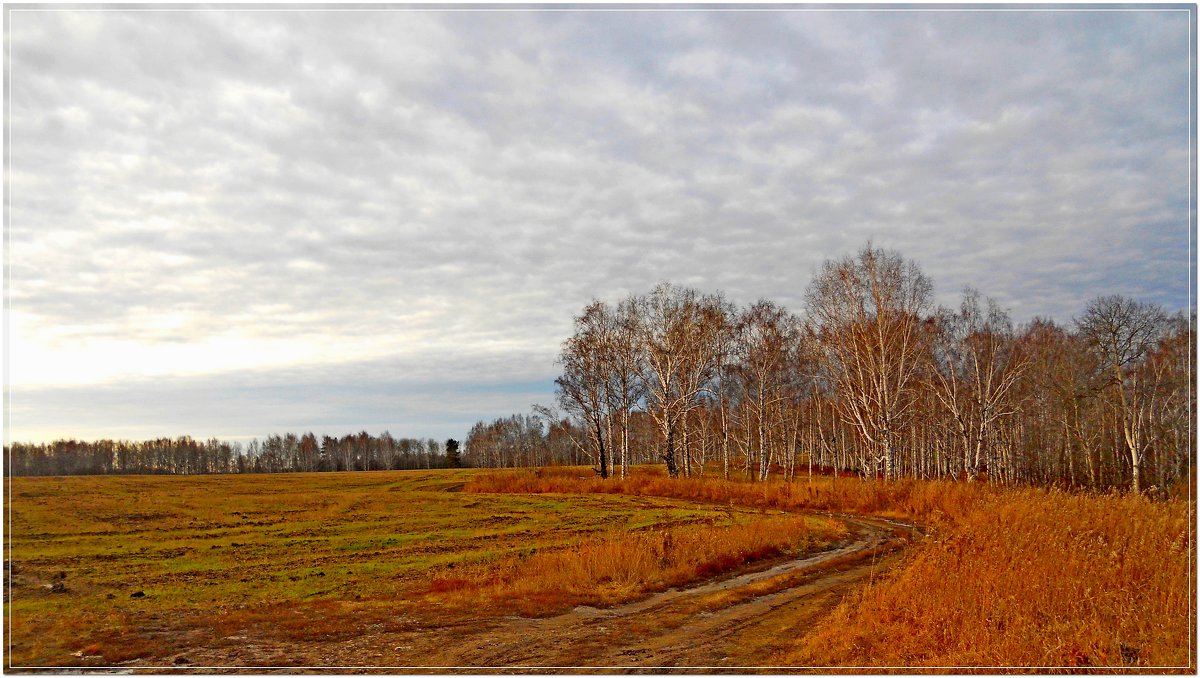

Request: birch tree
left=605, top=297, right=646, bottom=479
left=556, top=302, right=614, bottom=478
left=1076, top=295, right=1168, bottom=493
left=931, top=289, right=1029, bottom=480
left=805, top=244, right=933, bottom=480
left=734, top=300, right=802, bottom=481
left=635, top=283, right=725, bottom=477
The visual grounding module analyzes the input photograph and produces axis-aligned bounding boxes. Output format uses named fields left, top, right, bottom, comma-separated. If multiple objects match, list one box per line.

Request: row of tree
left=464, top=244, right=1193, bottom=494
left=5, top=432, right=462, bottom=476
left=461, top=411, right=666, bottom=469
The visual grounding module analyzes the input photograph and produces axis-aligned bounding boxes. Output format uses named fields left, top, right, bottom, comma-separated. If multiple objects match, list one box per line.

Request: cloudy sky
left=6, top=6, right=1193, bottom=444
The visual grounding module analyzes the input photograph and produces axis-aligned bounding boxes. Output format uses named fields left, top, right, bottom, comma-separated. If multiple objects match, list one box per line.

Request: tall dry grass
left=425, top=513, right=847, bottom=616
left=464, top=466, right=990, bottom=524
left=468, top=467, right=1193, bottom=670
left=781, top=489, right=1193, bottom=670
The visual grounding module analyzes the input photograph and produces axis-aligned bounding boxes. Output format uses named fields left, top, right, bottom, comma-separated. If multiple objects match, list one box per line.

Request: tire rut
left=412, top=514, right=913, bottom=672
left=148, top=514, right=915, bottom=673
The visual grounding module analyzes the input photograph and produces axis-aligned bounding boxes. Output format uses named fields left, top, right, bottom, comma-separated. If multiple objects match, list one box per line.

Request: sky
left=4, top=6, right=1194, bottom=444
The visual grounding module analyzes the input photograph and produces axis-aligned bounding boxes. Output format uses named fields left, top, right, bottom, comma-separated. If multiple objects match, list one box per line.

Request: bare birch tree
left=556, top=302, right=614, bottom=478
left=930, top=288, right=1029, bottom=480
left=605, top=297, right=646, bottom=479
left=805, top=244, right=933, bottom=480
left=1077, top=295, right=1168, bottom=493
left=734, top=300, right=803, bottom=481
left=635, top=283, right=725, bottom=477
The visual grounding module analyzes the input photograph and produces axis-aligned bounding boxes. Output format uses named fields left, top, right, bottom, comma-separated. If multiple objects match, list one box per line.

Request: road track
left=412, top=514, right=914, bottom=672
left=154, top=513, right=914, bottom=673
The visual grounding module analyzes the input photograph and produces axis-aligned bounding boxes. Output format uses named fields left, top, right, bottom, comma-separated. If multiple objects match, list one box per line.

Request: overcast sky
left=5, top=6, right=1193, bottom=444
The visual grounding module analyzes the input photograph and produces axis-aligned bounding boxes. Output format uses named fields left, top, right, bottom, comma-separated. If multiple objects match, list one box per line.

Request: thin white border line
left=5, top=0, right=12, bottom=669
left=4, top=6, right=1198, bottom=10
left=1189, top=2, right=1196, bottom=671
left=3, top=2, right=1195, bottom=673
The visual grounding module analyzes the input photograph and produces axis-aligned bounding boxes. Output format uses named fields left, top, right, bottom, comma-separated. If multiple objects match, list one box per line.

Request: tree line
left=464, top=243, right=1193, bottom=495
left=5, top=432, right=463, bottom=477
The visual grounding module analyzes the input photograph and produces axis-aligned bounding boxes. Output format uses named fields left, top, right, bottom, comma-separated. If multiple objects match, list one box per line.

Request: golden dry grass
left=778, top=488, right=1193, bottom=671
left=425, top=512, right=848, bottom=616
left=464, top=465, right=991, bottom=524
left=9, top=466, right=1192, bottom=670
left=467, top=466, right=1194, bottom=672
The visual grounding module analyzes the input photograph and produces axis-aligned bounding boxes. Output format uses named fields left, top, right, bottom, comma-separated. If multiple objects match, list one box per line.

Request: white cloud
left=5, top=8, right=1191, bottom=441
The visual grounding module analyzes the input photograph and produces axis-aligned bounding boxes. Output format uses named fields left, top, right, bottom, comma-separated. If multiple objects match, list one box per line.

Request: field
left=4, top=467, right=1194, bottom=672
left=5, top=468, right=847, bottom=669
left=470, top=468, right=1194, bottom=671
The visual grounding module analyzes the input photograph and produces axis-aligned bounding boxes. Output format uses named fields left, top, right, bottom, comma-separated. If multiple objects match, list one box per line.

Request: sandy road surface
left=156, top=515, right=915, bottom=673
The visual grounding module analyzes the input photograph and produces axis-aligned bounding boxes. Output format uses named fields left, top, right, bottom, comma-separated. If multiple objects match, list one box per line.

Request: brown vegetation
left=782, top=488, right=1192, bottom=670
left=8, top=466, right=1192, bottom=670
left=5, top=469, right=847, bottom=668
left=468, top=466, right=1194, bottom=671
left=464, top=465, right=991, bottom=524
left=424, top=513, right=847, bottom=616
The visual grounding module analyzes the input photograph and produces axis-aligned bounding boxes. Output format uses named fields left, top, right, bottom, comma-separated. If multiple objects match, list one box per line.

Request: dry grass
left=11, top=467, right=1191, bottom=670
left=424, top=513, right=848, bottom=616
left=5, top=468, right=847, bottom=667
left=464, top=465, right=991, bottom=524
left=778, top=488, right=1193, bottom=671
left=468, top=466, right=1194, bottom=672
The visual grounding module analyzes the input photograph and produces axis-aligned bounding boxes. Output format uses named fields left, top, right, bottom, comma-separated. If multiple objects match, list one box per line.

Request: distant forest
left=5, top=432, right=461, bottom=477
left=465, top=243, right=1194, bottom=496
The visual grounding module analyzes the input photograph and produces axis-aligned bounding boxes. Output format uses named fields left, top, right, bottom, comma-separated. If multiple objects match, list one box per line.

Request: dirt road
left=164, top=515, right=914, bottom=673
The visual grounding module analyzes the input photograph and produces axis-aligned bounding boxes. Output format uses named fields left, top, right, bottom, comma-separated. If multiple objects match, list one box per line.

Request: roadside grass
left=424, top=512, right=848, bottom=616
left=463, top=465, right=992, bottom=524
left=5, top=468, right=843, bottom=668
left=467, top=466, right=1194, bottom=672
left=777, top=488, right=1193, bottom=671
